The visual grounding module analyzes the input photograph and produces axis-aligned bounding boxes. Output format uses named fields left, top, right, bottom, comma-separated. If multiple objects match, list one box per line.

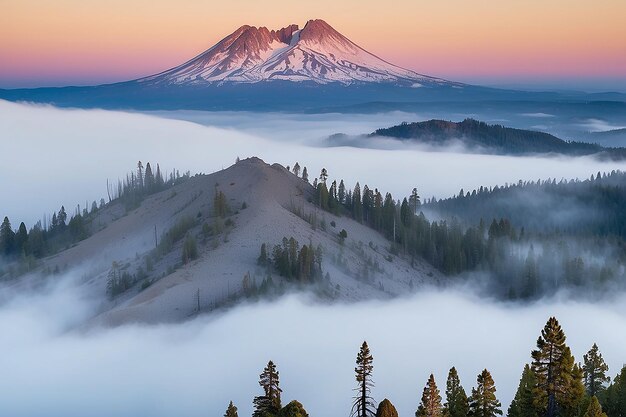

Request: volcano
left=137, top=19, right=456, bottom=87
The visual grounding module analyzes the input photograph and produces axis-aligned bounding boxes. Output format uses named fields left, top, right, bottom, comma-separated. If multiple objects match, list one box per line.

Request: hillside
left=370, top=118, right=626, bottom=158
left=5, top=158, right=439, bottom=326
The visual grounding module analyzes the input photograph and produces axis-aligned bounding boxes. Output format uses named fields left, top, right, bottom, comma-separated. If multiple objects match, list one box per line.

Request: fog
left=1, top=100, right=626, bottom=416
left=0, top=271, right=624, bottom=417
left=2, top=100, right=625, bottom=227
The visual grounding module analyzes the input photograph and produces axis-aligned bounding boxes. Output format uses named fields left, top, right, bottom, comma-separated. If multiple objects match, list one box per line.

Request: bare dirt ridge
left=21, top=157, right=441, bottom=326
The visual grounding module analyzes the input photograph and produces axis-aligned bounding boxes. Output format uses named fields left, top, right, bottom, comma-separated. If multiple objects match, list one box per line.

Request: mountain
left=6, top=158, right=438, bottom=326
left=362, top=118, right=626, bottom=158
left=138, top=19, right=454, bottom=87
left=1, top=19, right=622, bottom=110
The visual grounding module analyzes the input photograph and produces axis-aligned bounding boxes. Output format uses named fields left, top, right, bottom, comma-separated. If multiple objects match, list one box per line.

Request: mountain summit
left=138, top=19, right=453, bottom=86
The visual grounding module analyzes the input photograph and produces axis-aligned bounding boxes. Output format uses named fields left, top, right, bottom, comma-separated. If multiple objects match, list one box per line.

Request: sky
left=1, top=0, right=626, bottom=91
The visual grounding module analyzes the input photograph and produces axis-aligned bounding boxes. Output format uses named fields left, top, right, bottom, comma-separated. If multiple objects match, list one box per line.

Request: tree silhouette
left=253, top=360, right=282, bottom=417
left=352, top=341, right=376, bottom=417
left=583, top=343, right=610, bottom=397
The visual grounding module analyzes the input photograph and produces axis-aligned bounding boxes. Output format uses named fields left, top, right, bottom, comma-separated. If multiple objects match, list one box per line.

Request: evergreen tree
left=253, top=360, right=282, bottom=417
left=293, top=162, right=301, bottom=177
left=603, top=366, right=625, bottom=417
left=57, top=206, right=67, bottom=228
left=352, top=341, right=376, bottom=417
left=376, top=399, right=399, bottom=417
left=338, top=180, right=346, bottom=204
left=417, top=374, right=443, bottom=417
left=508, top=365, right=538, bottom=417
left=584, top=397, right=608, bottom=417
left=531, top=317, right=583, bottom=417
left=0, top=216, right=15, bottom=255
left=445, top=367, right=469, bottom=417
left=14, top=222, right=28, bottom=255
left=302, top=167, right=309, bottom=183
left=144, top=162, right=155, bottom=192
left=278, top=401, right=310, bottom=417
left=224, top=401, right=239, bottom=417
left=320, top=168, right=328, bottom=184
left=469, top=369, right=502, bottom=417
left=155, top=163, right=164, bottom=189
left=584, top=344, right=610, bottom=397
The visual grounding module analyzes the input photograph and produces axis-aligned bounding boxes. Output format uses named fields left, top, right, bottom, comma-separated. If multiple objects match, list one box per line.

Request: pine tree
left=278, top=400, right=310, bottom=417
left=338, top=180, right=346, bottom=204
left=584, top=397, right=608, bottom=417
left=531, top=317, right=583, bottom=417
left=293, top=162, right=300, bottom=177
left=417, top=374, right=443, bottom=417
left=320, top=167, right=328, bottom=184
left=224, top=401, right=239, bottom=417
left=253, top=360, right=282, bottom=417
left=352, top=341, right=376, bottom=417
left=302, top=167, right=309, bottom=183
left=0, top=216, right=15, bottom=255
left=584, top=344, right=610, bottom=397
left=469, top=369, right=502, bottom=417
left=14, top=222, right=28, bottom=255
left=508, top=364, right=538, bottom=417
left=376, top=399, right=399, bottom=417
left=445, top=367, right=469, bottom=417
left=144, top=162, right=155, bottom=192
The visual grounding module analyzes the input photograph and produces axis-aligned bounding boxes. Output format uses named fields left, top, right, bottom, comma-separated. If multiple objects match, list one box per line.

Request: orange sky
left=1, top=0, right=625, bottom=89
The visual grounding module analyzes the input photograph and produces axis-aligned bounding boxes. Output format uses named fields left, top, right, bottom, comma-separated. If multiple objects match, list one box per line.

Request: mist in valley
left=1, top=99, right=626, bottom=417
left=1, top=271, right=625, bottom=417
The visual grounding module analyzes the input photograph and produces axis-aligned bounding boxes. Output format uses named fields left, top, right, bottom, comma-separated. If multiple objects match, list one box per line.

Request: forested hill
left=425, top=170, right=626, bottom=240
left=371, top=118, right=626, bottom=158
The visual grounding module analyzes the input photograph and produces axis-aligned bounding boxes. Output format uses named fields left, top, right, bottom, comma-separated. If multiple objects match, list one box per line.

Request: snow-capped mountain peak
left=139, top=19, right=453, bottom=86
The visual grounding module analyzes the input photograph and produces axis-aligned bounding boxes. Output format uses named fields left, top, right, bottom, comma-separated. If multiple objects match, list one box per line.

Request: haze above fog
left=2, top=100, right=625, bottom=227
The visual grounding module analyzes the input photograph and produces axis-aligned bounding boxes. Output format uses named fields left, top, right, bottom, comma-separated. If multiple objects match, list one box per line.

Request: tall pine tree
left=445, top=367, right=469, bottom=417
left=253, top=360, right=282, bottom=417
left=351, top=341, right=376, bottom=417
left=531, top=317, right=584, bottom=417
left=584, top=344, right=610, bottom=397
left=417, top=374, right=443, bottom=417
left=469, top=369, right=502, bottom=417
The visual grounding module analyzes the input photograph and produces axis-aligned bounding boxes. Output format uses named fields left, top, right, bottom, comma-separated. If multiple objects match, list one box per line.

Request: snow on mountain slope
left=139, top=19, right=457, bottom=86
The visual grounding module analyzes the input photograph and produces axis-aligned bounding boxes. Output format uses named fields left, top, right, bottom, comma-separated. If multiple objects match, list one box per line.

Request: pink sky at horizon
left=2, top=0, right=626, bottom=90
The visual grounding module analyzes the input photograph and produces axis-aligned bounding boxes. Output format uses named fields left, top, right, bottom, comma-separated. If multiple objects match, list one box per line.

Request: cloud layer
left=0, top=275, right=625, bottom=417
left=2, top=100, right=625, bottom=227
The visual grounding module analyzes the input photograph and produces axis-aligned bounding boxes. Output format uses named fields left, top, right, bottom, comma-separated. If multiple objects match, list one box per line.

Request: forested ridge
left=292, top=164, right=625, bottom=299
left=226, top=317, right=626, bottom=417
left=371, top=119, right=626, bottom=158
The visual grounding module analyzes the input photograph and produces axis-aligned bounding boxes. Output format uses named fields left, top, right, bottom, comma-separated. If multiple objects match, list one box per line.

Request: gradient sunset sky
left=2, top=0, right=625, bottom=91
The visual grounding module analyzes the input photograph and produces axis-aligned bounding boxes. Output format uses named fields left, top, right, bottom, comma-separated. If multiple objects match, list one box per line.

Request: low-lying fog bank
left=0, top=276, right=624, bottom=417
left=2, top=100, right=625, bottom=227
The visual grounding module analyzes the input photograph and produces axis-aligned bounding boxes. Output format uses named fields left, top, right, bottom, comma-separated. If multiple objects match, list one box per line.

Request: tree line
left=224, top=317, right=625, bottom=417
left=0, top=161, right=189, bottom=280
left=285, top=163, right=625, bottom=299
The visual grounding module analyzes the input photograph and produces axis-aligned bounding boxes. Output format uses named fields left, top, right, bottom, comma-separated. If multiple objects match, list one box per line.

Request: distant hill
left=370, top=118, right=626, bottom=158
